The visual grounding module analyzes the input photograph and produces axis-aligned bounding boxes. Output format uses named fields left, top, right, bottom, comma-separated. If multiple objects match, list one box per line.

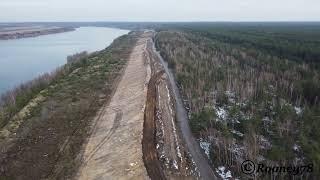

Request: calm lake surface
left=0, top=27, right=129, bottom=94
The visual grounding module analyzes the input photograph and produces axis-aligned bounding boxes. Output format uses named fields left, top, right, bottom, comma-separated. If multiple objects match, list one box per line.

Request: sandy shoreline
left=0, top=26, right=75, bottom=40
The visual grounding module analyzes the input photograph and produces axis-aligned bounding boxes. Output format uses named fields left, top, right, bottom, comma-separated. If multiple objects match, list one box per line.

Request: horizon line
left=1, top=20, right=320, bottom=24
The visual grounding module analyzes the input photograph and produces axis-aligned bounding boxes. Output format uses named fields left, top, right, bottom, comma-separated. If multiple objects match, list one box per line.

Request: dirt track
left=151, top=38, right=217, bottom=180
left=77, top=32, right=152, bottom=180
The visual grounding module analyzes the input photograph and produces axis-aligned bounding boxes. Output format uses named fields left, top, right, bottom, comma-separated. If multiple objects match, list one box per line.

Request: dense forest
left=155, top=23, right=320, bottom=179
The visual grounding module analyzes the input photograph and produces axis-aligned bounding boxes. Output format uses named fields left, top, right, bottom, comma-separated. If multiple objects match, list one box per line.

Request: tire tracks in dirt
left=77, top=32, right=151, bottom=180
left=83, top=107, right=123, bottom=164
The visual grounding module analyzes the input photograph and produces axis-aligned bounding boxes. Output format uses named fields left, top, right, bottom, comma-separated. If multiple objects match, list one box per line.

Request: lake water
left=0, top=27, right=129, bottom=95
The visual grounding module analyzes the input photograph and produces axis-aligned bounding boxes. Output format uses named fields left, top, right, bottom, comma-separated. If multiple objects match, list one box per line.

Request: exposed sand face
left=77, top=32, right=152, bottom=180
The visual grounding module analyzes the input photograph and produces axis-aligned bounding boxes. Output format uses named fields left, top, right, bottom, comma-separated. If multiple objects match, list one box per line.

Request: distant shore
left=0, top=26, right=75, bottom=40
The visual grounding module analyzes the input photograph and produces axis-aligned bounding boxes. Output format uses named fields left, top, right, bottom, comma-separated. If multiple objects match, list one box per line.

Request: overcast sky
left=1, top=0, right=319, bottom=22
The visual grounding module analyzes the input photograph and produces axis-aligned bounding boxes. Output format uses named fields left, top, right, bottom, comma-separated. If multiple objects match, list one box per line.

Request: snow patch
left=216, top=166, right=232, bottom=179
left=294, top=106, right=302, bottom=115
left=293, top=144, right=301, bottom=151
left=229, top=142, right=244, bottom=160
left=231, top=129, right=244, bottom=137
left=173, top=160, right=178, bottom=170
left=165, top=84, right=182, bottom=167
left=199, top=138, right=211, bottom=159
left=216, top=107, right=227, bottom=120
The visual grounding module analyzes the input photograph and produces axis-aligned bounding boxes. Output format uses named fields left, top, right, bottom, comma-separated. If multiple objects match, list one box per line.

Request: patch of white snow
left=231, top=130, right=244, bottom=137
left=199, top=139, right=211, bottom=159
left=216, top=166, right=233, bottom=179
left=293, top=144, right=300, bottom=151
left=294, top=106, right=302, bottom=115
left=216, top=107, right=227, bottom=120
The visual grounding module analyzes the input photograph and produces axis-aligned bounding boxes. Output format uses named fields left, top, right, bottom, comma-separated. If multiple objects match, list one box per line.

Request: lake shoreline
left=0, top=27, right=129, bottom=94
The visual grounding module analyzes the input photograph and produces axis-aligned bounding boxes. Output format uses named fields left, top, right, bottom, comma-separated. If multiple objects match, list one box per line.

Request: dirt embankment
left=143, top=36, right=196, bottom=180
left=143, top=70, right=166, bottom=180
left=77, top=32, right=153, bottom=179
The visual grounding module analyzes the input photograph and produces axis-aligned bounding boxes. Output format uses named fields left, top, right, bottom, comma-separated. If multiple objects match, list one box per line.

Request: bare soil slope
left=77, top=32, right=152, bottom=180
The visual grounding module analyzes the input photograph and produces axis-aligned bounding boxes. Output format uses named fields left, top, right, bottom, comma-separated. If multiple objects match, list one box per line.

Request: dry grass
left=0, top=32, right=140, bottom=179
